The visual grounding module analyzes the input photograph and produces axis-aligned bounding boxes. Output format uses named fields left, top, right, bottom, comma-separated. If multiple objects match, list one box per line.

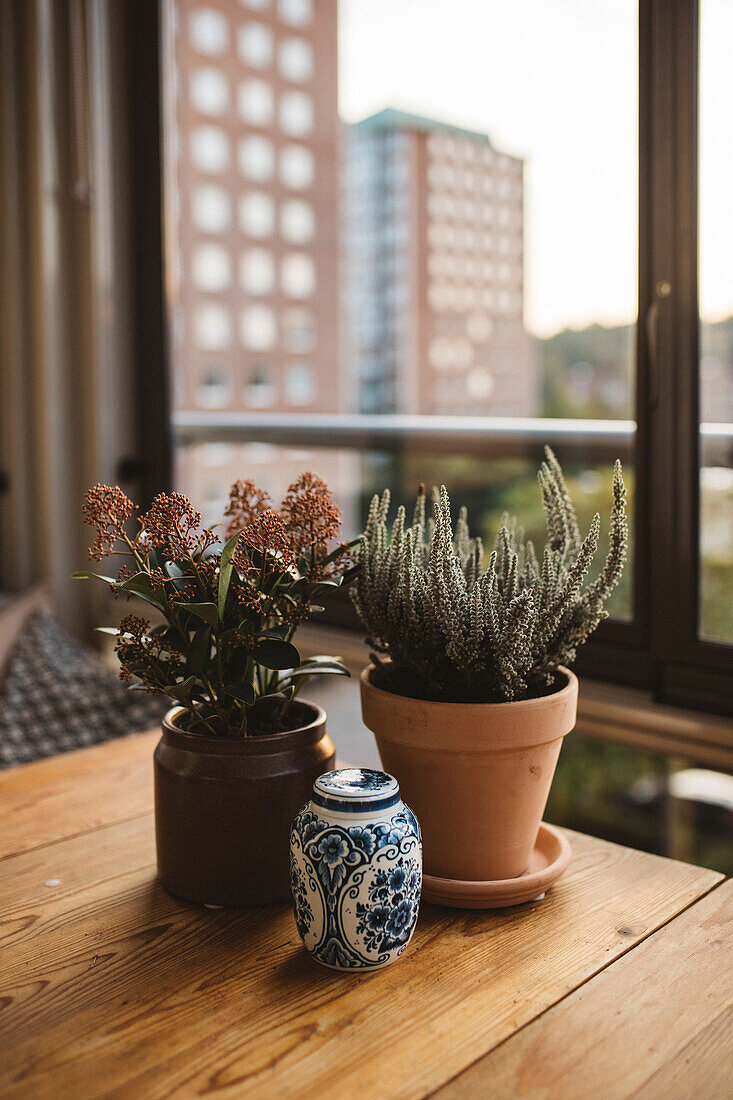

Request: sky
left=338, top=0, right=733, bottom=338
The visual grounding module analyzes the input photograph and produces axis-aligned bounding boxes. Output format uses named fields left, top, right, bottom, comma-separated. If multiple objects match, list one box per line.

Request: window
left=279, top=38, right=313, bottom=83
left=198, top=368, right=231, bottom=407
left=189, top=8, right=229, bottom=56
left=238, top=191, right=275, bottom=237
left=285, top=363, right=316, bottom=404
left=279, top=144, right=314, bottom=190
left=280, top=252, right=315, bottom=298
left=240, top=305, right=277, bottom=351
left=192, top=185, right=231, bottom=233
left=279, top=91, right=314, bottom=137
left=162, top=0, right=733, bottom=720
left=280, top=199, right=315, bottom=243
left=237, top=79, right=274, bottom=126
left=246, top=368, right=276, bottom=407
left=189, top=68, right=229, bottom=116
left=282, top=306, right=316, bottom=352
left=190, top=126, right=230, bottom=174
left=699, top=0, right=733, bottom=645
left=238, top=135, right=275, bottom=181
left=278, top=0, right=312, bottom=28
left=237, top=23, right=273, bottom=68
left=192, top=243, right=231, bottom=292
left=240, top=247, right=275, bottom=295
left=194, top=303, right=231, bottom=350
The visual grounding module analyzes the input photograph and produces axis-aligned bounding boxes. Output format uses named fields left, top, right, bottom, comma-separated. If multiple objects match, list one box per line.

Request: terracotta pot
left=359, top=666, right=578, bottom=882
left=154, top=701, right=335, bottom=907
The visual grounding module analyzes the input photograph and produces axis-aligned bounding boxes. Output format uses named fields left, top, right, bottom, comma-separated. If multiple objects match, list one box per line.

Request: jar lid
left=312, top=768, right=400, bottom=814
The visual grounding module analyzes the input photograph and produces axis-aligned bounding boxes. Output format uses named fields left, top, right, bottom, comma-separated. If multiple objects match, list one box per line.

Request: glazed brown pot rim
left=161, top=700, right=326, bottom=755
left=360, top=663, right=577, bottom=714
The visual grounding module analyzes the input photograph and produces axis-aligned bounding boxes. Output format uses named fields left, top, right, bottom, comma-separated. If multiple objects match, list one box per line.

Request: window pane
left=164, top=0, right=636, bottom=619
left=699, top=0, right=733, bottom=642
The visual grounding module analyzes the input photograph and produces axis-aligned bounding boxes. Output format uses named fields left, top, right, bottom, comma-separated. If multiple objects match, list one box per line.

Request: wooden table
left=1, top=731, right=731, bottom=1099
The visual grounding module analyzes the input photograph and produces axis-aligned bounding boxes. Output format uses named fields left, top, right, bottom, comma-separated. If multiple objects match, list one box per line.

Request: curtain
left=0, top=0, right=148, bottom=637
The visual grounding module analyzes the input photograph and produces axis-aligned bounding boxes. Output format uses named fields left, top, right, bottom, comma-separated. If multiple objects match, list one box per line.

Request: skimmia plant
left=75, top=473, right=356, bottom=736
left=352, top=448, right=628, bottom=703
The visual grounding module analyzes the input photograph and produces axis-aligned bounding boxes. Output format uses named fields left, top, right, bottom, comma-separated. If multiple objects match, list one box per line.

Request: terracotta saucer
left=421, top=822, right=571, bottom=909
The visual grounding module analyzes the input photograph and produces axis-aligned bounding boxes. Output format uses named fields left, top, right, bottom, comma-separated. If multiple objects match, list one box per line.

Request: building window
left=189, top=68, right=229, bottom=116
left=245, top=368, right=276, bottom=406
left=285, top=363, right=316, bottom=404
left=278, top=0, right=312, bottom=28
left=190, top=126, right=230, bottom=174
left=189, top=8, right=229, bottom=55
left=237, top=79, right=274, bottom=126
left=282, top=306, right=316, bottom=351
left=280, top=199, right=315, bottom=243
left=192, top=185, right=232, bottom=233
left=240, top=305, right=277, bottom=350
left=279, top=144, right=314, bottom=190
left=194, top=303, right=231, bottom=350
left=238, top=191, right=275, bottom=237
left=198, top=368, right=231, bottom=408
left=192, top=243, right=231, bottom=292
left=237, top=23, right=273, bottom=68
left=239, top=247, right=275, bottom=295
left=278, top=37, right=313, bottom=82
left=238, top=135, right=275, bottom=181
left=280, top=252, right=315, bottom=298
left=466, top=367, right=494, bottom=400
left=279, top=91, right=314, bottom=137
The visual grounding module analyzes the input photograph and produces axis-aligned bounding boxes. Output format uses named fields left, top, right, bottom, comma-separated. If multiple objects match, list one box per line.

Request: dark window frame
left=134, top=0, right=732, bottom=717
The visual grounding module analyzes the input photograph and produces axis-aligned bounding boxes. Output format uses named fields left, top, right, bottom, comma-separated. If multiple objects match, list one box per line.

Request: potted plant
left=353, top=447, right=627, bottom=892
left=75, top=473, right=355, bottom=907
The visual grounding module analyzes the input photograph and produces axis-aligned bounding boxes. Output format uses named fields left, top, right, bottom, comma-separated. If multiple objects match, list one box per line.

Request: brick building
left=165, top=0, right=354, bottom=519
left=343, top=109, right=535, bottom=416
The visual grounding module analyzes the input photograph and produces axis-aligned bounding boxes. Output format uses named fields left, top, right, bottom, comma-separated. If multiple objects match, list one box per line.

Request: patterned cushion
left=0, top=610, right=167, bottom=769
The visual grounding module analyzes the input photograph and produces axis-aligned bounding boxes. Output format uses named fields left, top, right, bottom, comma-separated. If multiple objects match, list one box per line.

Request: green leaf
left=261, top=624, right=290, bottom=641
left=72, top=571, right=118, bottom=585
left=120, top=572, right=165, bottom=608
left=175, top=601, right=219, bottom=628
left=218, top=529, right=242, bottom=619
left=279, top=663, right=350, bottom=683
left=251, top=638, right=300, bottom=670
left=225, top=648, right=253, bottom=685
left=255, top=689, right=291, bottom=707
left=186, top=625, right=211, bottom=676
left=224, top=682, right=256, bottom=705
left=299, top=656, right=349, bottom=671
left=164, top=676, right=196, bottom=702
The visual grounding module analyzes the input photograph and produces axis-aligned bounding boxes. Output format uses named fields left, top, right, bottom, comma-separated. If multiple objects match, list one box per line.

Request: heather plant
left=352, top=447, right=627, bottom=703
left=75, top=473, right=356, bottom=736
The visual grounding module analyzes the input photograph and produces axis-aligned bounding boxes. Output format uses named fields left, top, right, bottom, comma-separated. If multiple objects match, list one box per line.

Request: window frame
left=139, top=0, right=733, bottom=718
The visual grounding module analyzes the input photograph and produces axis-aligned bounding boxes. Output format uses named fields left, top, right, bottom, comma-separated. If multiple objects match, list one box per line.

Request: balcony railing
left=173, top=412, right=733, bottom=467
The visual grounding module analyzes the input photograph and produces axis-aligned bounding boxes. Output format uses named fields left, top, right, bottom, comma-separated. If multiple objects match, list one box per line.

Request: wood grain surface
left=0, top=726, right=723, bottom=1100
left=0, top=729, right=158, bottom=859
left=438, top=879, right=733, bottom=1100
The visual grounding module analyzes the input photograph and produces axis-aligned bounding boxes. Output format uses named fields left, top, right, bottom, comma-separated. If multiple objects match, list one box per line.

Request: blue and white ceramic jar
left=289, top=768, right=422, bottom=970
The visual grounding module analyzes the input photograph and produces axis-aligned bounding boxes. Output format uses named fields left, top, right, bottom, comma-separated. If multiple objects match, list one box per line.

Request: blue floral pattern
left=290, top=803, right=421, bottom=970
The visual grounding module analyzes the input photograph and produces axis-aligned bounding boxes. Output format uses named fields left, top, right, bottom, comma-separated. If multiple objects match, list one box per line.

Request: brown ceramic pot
left=154, top=701, right=335, bottom=908
left=360, top=666, right=578, bottom=882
